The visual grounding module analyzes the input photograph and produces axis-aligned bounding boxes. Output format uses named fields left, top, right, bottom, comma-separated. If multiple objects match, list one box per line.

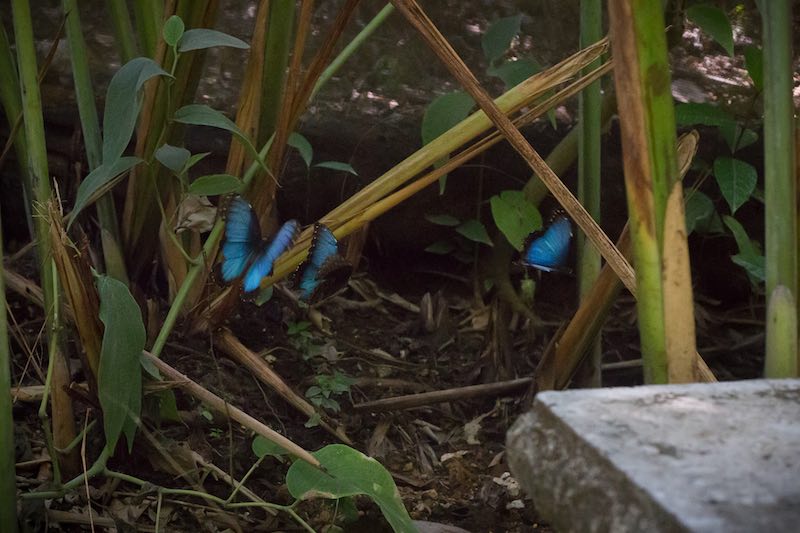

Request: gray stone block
left=507, top=379, right=800, bottom=533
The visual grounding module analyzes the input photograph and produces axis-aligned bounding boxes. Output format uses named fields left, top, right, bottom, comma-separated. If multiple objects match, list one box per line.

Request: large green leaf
left=286, top=444, right=416, bottom=533
left=155, top=143, right=190, bottom=173
left=287, top=132, right=313, bottom=168
left=487, top=58, right=540, bottom=90
left=490, top=190, right=541, bottom=251
left=69, top=157, right=142, bottom=228
left=456, top=219, right=493, bottom=247
left=686, top=4, right=734, bottom=56
left=482, top=14, right=522, bottom=63
left=421, top=90, right=475, bottom=193
left=102, top=57, right=168, bottom=164
left=674, top=103, right=736, bottom=128
left=97, top=275, right=146, bottom=453
left=713, top=156, right=757, bottom=214
left=178, top=29, right=249, bottom=52
left=174, top=105, right=260, bottom=165
left=743, top=45, right=763, bottom=92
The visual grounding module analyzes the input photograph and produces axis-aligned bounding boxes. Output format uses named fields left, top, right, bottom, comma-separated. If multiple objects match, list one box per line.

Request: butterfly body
left=220, top=196, right=298, bottom=293
left=521, top=215, right=572, bottom=272
left=293, top=223, right=352, bottom=303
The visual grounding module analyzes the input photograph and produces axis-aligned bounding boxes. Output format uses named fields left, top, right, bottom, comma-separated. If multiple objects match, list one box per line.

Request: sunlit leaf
left=178, top=29, right=249, bottom=52
left=155, top=143, right=190, bottom=172
left=102, top=57, right=169, bottom=164
left=456, top=219, right=493, bottom=246
left=97, top=275, right=145, bottom=453
left=490, top=190, right=542, bottom=251
left=287, top=444, right=416, bottom=533
left=315, top=161, right=357, bottom=175
left=687, top=4, right=734, bottom=56
left=288, top=133, right=313, bottom=168
left=713, top=157, right=757, bottom=214
left=482, top=14, right=522, bottom=63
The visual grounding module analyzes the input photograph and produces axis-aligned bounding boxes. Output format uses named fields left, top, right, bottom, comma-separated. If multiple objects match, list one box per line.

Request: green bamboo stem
left=0, top=24, right=34, bottom=239
left=576, top=0, right=603, bottom=387
left=132, top=0, right=162, bottom=59
left=258, top=0, right=296, bottom=143
left=105, top=0, right=137, bottom=62
left=310, top=3, right=395, bottom=101
left=63, top=0, right=128, bottom=284
left=0, top=216, right=18, bottom=533
left=608, top=0, right=681, bottom=384
left=761, top=0, right=797, bottom=377
left=765, top=285, right=798, bottom=378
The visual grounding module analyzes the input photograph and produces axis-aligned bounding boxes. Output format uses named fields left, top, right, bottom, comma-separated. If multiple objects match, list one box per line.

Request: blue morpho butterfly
left=220, top=196, right=299, bottom=293
left=520, top=213, right=573, bottom=272
left=291, top=223, right=352, bottom=304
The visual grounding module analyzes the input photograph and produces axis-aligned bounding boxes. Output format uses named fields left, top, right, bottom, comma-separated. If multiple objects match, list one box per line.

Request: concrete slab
left=506, top=379, right=800, bottom=533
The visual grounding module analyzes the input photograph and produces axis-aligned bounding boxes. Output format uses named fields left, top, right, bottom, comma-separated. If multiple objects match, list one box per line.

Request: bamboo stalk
left=0, top=214, right=18, bottom=531
left=11, top=0, right=79, bottom=476
left=105, top=0, right=137, bottom=62
left=576, top=0, right=603, bottom=386
left=762, top=0, right=797, bottom=377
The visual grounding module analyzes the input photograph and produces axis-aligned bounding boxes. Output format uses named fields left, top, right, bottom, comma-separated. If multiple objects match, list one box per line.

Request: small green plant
left=286, top=320, right=325, bottom=360
left=305, top=371, right=354, bottom=417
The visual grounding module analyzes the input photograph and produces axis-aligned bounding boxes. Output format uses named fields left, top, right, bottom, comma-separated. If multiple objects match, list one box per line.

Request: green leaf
left=490, top=190, right=542, bottom=251
left=743, top=45, right=763, bottom=92
left=723, top=215, right=759, bottom=257
left=487, top=58, right=540, bottom=90
left=253, top=285, right=273, bottom=306
left=287, top=132, right=313, bottom=168
left=97, top=275, right=145, bottom=453
left=456, top=219, right=493, bottom=246
left=252, top=435, right=287, bottom=458
left=162, top=15, right=185, bottom=47
left=719, top=124, right=758, bottom=153
left=155, top=143, right=190, bottom=172
left=69, top=157, right=142, bottom=229
left=482, top=15, right=522, bottom=63
left=286, top=444, right=416, bottom=533
left=421, top=91, right=475, bottom=146
left=184, top=151, right=211, bottom=172
left=425, top=241, right=455, bottom=254
left=686, top=4, right=734, bottom=56
left=103, top=58, right=169, bottom=164
left=178, top=29, right=249, bottom=52
left=174, top=104, right=241, bottom=134
left=674, top=103, right=736, bottom=128
left=425, top=214, right=460, bottom=227
left=713, top=157, right=757, bottom=214
left=731, top=253, right=765, bottom=282
left=188, top=174, right=242, bottom=196
left=315, top=161, right=358, bottom=175
left=684, top=190, right=715, bottom=234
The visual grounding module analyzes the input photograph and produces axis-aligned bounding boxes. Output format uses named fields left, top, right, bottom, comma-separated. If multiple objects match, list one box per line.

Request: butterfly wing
left=220, top=197, right=261, bottom=282
left=307, top=256, right=353, bottom=304
left=242, top=219, right=299, bottom=293
left=523, top=216, right=572, bottom=272
left=293, top=223, right=342, bottom=301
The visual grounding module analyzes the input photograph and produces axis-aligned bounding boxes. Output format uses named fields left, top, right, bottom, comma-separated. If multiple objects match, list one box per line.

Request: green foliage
left=686, top=4, right=734, bottom=56
left=177, top=28, right=249, bottom=52
left=305, top=371, right=354, bottom=414
left=456, top=219, right=493, bottom=246
left=674, top=102, right=737, bottom=128
left=743, top=45, right=763, bottom=92
left=684, top=190, right=716, bottom=234
left=287, top=321, right=324, bottom=360
left=70, top=157, right=142, bottom=227
left=490, top=190, right=542, bottom=251
left=286, top=444, right=417, bottom=533
left=713, top=156, right=757, bottom=214
left=425, top=214, right=460, bottom=226
left=154, top=143, right=190, bottom=172
left=288, top=132, right=313, bottom=168
left=252, top=435, right=288, bottom=459
left=486, top=58, right=540, bottom=90
left=421, top=90, right=475, bottom=193
left=162, top=15, right=184, bottom=48
left=96, top=274, right=145, bottom=453
left=315, top=161, right=357, bottom=175
left=187, top=174, right=243, bottom=196
left=724, top=215, right=765, bottom=284
left=482, top=14, right=522, bottom=63
left=424, top=241, right=455, bottom=254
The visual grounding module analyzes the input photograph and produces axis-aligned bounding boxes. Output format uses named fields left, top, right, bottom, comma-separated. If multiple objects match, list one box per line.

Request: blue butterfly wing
left=523, top=216, right=572, bottom=272
left=242, top=219, right=299, bottom=293
left=294, top=224, right=340, bottom=301
left=221, top=197, right=260, bottom=282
